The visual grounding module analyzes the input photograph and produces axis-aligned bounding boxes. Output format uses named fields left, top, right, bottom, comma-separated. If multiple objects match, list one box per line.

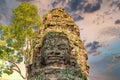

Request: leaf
left=0, top=67, right=3, bottom=77
left=3, top=69, right=13, bottom=75
left=0, top=39, right=7, bottom=46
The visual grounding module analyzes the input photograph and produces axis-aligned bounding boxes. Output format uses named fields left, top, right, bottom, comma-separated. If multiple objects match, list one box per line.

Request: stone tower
left=27, top=8, right=89, bottom=80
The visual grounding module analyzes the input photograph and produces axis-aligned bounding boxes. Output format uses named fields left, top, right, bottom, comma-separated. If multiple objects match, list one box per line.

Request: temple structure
left=27, top=8, right=89, bottom=80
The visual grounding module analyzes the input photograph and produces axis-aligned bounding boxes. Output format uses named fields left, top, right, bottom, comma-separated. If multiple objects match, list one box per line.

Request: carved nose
left=51, top=51, right=60, bottom=55
left=55, top=52, right=60, bottom=55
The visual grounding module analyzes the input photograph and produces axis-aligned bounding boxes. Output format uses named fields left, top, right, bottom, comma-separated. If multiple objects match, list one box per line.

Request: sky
left=0, top=0, right=120, bottom=80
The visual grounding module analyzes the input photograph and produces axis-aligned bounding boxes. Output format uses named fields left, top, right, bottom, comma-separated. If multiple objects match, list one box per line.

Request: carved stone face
left=40, top=32, right=71, bottom=66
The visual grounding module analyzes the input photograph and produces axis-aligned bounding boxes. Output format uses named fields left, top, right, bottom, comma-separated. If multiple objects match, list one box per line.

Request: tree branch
left=8, top=60, right=27, bottom=79
left=12, top=68, right=26, bottom=79
left=8, top=60, right=21, bottom=73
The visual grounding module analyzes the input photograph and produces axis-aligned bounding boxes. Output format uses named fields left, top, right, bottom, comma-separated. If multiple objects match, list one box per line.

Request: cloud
left=0, top=0, right=10, bottom=25
left=50, top=0, right=103, bottom=23
left=51, top=0, right=85, bottom=12
left=51, top=0, right=102, bottom=16
left=92, top=51, right=101, bottom=56
left=107, top=63, right=116, bottom=72
left=51, top=0, right=64, bottom=7
left=0, top=0, right=6, bottom=5
left=67, top=0, right=102, bottom=13
left=68, top=0, right=86, bottom=12
left=98, top=0, right=102, bottom=3
left=115, top=19, right=120, bottom=24
left=0, top=0, right=20, bottom=25
left=89, top=55, right=120, bottom=80
left=100, top=26, right=120, bottom=37
left=112, top=54, right=120, bottom=61
left=110, top=0, right=120, bottom=10
left=85, top=41, right=101, bottom=55
left=71, top=13, right=84, bottom=21
left=86, top=41, right=101, bottom=50
left=84, top=2, right=101, bottom=12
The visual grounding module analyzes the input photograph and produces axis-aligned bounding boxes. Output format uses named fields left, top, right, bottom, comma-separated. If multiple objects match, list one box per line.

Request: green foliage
left=11, top=2, right=42, bottom=49
left=58, top=68, right=86, bottom=80
left=0, top=25, right=24, bottom=62
left=3, top=68, right=13, bottom=75
left=0, top=67, right=3, bottom=77
left=0, top=2, right=42, bottom=77
left=0, top=40, right=7, bottom=46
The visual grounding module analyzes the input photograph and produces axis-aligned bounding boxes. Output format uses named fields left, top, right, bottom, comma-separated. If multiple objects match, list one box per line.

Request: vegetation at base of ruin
left=0, top=2, right=42, bottom=79
left=27, top=68, right=86, bottom=80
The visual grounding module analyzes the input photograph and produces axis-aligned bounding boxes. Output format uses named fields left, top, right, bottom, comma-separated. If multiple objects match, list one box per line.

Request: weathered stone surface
left=27, top=8, right=89, bottom=80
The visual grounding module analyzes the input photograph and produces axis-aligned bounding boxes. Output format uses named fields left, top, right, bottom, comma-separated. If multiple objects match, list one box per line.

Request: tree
left=0, top=2, right=42, bottom=79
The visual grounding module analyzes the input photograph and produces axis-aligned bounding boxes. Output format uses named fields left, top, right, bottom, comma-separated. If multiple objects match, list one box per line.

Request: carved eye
left=57, top=44, right=67, bottom=50
left=43, top=46, right=50, bottom=50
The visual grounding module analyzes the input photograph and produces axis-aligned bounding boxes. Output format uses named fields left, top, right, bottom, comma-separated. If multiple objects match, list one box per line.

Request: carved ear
left=38, top=46, right=41, bottom=50
left=64, top=55, right=70, bottom=65
left=70, top=45, right=72, bottom=51
left=27, top=64, right=32, bottom=73
left=40, top=55, right=46, bottom=66
left=67, top=45, right=72, bottom=54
